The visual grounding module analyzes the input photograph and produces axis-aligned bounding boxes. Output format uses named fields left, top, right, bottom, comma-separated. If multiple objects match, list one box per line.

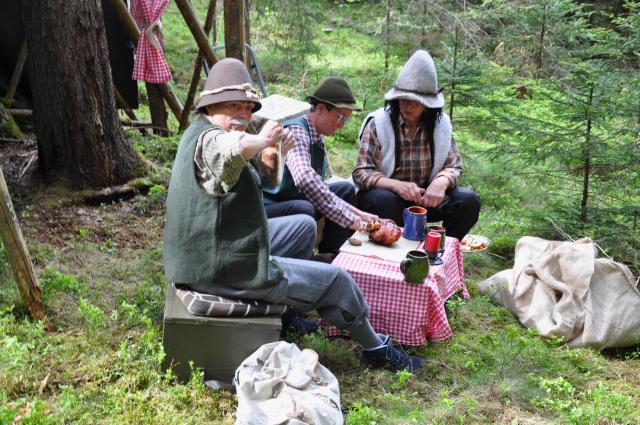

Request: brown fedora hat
left=196, top=58, right=262, bottom=112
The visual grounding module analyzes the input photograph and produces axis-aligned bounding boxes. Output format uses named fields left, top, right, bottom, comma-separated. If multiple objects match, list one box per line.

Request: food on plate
left=348, top=237, right=362, bottom=246
left=368, top=219, right=401, bottom=246
left=461, top=235, right=489, bottom=252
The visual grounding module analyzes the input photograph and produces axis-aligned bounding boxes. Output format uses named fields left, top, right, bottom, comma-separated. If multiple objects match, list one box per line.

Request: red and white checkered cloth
left=131, top=0, right=172, bottom=83
left=326, top=237, right=469, bottom=346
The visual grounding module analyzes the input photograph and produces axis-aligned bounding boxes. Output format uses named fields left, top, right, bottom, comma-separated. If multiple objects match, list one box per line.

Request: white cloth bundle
left=234, top=341, right=343, bottom=425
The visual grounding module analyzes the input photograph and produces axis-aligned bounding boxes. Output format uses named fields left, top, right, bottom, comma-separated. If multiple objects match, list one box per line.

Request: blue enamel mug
left=402, top=206, right=427, bottom=241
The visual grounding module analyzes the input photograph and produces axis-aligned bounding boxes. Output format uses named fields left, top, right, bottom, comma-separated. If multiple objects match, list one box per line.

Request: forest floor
left=2, top=0, right=640, bottom=422
left=2, top=130, right=639, bottom=424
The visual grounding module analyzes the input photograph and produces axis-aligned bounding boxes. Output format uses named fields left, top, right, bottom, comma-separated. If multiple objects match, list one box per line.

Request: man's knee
left=329, top=181, right=356, bottom=204
left=454, top=187, right=481, bottom=214
left=293, top=214, right=317, bottom=238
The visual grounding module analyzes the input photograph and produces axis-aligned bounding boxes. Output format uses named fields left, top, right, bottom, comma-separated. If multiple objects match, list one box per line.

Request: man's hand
left=357, top=210, right=379, bottom=224
left=280, top=129, right=295, bottom=156
left=392, top=180, right=425, bottom=204
left=350, top=216, right=371, bottom=232
left=421, top=176, right=448, bottom=208
left=258, top=120, right=284, bottom=148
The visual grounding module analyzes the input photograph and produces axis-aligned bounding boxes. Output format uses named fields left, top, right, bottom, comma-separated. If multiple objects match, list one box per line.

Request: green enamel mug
left=400, top=250, right=430, bottom=284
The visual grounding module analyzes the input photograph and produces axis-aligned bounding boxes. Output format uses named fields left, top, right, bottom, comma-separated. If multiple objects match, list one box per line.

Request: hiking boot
left=361, top=334, right=423, bottom=372
left=281, top=308, right=319, bottom=335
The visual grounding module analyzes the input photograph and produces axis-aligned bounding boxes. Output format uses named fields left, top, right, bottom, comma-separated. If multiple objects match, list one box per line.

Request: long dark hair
left=386, top=99, right=442, bottom=136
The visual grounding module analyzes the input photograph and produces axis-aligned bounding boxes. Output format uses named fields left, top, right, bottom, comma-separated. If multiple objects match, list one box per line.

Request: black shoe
left=311, top=252, right=337, bottom=264
left=281, top=309, right=319, bottom=334
left=361, top=334, right=423, bottom=372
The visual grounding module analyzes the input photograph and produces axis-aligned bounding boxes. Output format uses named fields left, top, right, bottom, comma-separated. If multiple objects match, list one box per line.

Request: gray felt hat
left=384, top=50, right=444, bottom=109
left=197, top=58, right=262, bottom=112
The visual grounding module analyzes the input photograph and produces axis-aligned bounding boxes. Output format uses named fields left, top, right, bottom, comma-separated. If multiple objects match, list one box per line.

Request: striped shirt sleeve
left=286, top=124, right=357, bottom=228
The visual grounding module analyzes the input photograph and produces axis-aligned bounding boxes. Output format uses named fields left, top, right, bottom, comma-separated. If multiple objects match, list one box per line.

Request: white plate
left=461, top=234, right=491, bottom=253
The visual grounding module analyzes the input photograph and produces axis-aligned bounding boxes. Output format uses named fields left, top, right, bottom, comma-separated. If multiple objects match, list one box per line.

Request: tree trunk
left=536, top=2, right=547, bottom=79
left=146, top=83, right=169, bottom=136
left=449, top=26, right=459, bottom=122
left=224, top=0, right=245, bottom=62
left=0, top=166, right=50, bottom=328
left=580, top=86, right=594, bottom=222
left=245, top=0, right=251, bottom=47
left=22, top=0, right=142, bottom=189
left=385, top=0, right=392, bottom=71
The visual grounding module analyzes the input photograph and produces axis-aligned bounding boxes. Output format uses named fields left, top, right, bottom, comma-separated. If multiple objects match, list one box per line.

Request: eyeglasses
left=333, top=109, right=350, bottom=125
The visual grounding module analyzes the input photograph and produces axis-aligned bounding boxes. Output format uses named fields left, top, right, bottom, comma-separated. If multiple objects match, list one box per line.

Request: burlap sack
left=478, top=237, right=640, bottom=348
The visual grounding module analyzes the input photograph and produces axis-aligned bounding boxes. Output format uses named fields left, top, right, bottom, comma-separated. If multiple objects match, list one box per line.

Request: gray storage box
left=162, top=282, right=282, bottom=383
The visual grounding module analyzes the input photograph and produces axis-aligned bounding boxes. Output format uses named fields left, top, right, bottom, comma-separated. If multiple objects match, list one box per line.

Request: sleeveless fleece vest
left=261, top=117, right=325, bottom=201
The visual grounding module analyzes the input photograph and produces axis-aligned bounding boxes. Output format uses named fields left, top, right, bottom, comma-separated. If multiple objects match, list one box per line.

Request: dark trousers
left=264, top=199, right=315, bottom=219
left=357, top=186, right=480, bottom=240
left=264, top=181, right=356, bottom=253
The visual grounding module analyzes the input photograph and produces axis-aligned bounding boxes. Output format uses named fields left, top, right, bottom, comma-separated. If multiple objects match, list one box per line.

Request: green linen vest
left=261, top=117, right=326, bottom=201
left=163, top=116, right=283, bottom=289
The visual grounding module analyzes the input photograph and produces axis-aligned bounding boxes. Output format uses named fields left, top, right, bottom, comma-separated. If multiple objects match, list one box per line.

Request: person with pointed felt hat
left=353, top=50, right=480, bottom=240
left=262, top=77, right=379, bottom=256
left=163, top=58, right=423, bottom=372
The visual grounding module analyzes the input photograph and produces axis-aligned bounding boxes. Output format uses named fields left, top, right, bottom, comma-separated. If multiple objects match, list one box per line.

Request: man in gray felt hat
left=353, top=50, right=480, bottom=240
left=262, top=77, right=378, bottom=257
left=163, top=58, right=422, bottom=372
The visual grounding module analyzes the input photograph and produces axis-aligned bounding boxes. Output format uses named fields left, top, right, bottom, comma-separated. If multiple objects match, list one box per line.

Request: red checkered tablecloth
left=325, top=236, right=468, bottom=346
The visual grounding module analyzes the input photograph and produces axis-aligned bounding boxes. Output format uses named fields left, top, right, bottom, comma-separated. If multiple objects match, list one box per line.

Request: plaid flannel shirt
left=286, top=116, right=356, bottom=228
left=353, top=115, right=463, bottom=190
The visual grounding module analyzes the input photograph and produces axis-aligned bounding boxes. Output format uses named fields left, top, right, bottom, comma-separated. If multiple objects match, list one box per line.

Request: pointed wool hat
left=384, top=50, right=444, bottom=109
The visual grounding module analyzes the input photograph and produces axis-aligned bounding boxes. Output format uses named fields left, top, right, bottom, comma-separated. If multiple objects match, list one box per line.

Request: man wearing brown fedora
left=353, top=50, right=480, bottom=240
left=262, top=77, right=378, bottom=257
left=163, top=58, right=422, bottom=372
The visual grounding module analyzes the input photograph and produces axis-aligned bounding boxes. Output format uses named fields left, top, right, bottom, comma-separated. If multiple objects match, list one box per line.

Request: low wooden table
left=326, top=236, right=469, bottom=346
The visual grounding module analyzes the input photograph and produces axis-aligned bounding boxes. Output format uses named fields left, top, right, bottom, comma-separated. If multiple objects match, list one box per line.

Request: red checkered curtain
left=131, top=0, right=172, bottom=83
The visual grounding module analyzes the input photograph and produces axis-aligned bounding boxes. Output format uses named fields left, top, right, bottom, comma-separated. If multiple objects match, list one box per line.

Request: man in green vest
left=262, top=78, right=378, bottom=259
left=163, top=58, right=422, bottom=372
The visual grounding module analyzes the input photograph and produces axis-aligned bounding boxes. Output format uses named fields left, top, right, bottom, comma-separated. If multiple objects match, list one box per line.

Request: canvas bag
left=234, top=341, right=343, bottom=425
left=478, top=237, right=640, bottom=348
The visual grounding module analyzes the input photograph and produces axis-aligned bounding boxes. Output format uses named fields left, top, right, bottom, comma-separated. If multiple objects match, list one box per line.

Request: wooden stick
left=0, top=137, right=25, bottom=144
left=7, top=109, right=33, bottom=117
left=0, top=166, right=50, bottom=329
left=107, top=0, right=184, bottom=121
left=121, top=120, right=173, bottom=134
left=174, top=0, right=219, bottom=66
left=180, top=0, right=217, bottom=131
left=7, top=41, right=28, bottom=101
left=114, top=88, right=147, bottom=135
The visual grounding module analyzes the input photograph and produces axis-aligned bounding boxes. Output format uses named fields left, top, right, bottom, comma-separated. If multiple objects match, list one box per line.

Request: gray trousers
left=268, top=214, right=316, bottom=260
left=211, top=214, right=370, bottom=331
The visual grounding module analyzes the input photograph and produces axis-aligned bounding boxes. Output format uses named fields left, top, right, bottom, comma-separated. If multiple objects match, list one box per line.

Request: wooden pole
left=0, top=166, right=50, bottom=328
left=107, top=0, right=184, bottom=121
left=174, top=0, right=219, bottom=66
left=114, top=88, right=148, bottom=135
left=180, top=0, right=217, bottom=131
left=224, top=0, right=245, bottom=62
left=7, top=41, right=28, bottom=101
